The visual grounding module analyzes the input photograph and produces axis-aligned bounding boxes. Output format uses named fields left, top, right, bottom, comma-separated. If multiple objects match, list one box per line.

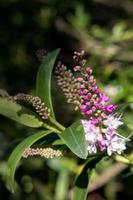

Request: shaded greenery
left=0, top=0, right=133, bottom=200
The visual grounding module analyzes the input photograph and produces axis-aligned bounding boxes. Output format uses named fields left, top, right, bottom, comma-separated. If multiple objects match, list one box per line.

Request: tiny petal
left=87, top=142, right=97, bottom=154
left=105, top=131, right=127, bottom=155
left=103, top=115, right=123, bottom=129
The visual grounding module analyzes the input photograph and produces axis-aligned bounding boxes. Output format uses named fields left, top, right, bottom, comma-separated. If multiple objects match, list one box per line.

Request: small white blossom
left=81, top=119, right=128, bottom=156
left=106, top=135, right=126, bottom=156
left=87, top=142, right=97, bottom=154
left=82, top=120, right=99, bottom=143
left=82, top=120, right=99, bottom=153
left=103, top=115, right=123, bottom=129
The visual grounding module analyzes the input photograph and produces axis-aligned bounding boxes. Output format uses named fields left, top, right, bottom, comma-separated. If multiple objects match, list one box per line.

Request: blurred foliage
left=0, top=0, right=133, bottom=199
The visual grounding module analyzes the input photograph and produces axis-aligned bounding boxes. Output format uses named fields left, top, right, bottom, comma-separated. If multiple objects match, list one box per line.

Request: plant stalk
left=49, top=117, right=65, bottom=131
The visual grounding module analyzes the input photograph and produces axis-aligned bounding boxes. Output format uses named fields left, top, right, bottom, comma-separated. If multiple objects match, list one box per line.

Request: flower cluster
left=12, top=93, right=50, bottom=119
left=36, top=48, right=48, bottom=61
left=82, top=115, right=128, bottom=156
left=77, top=60, right=128, bottom=155
left=22, top=147, right=63, bottom=158
left=76, top=66, right=117, bottom=125
left=55, top=50, right=129, bottom=156
left=55, top=62, right=83, bottom=110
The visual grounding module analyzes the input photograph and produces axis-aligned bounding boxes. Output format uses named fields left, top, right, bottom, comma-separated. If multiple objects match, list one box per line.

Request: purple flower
left=72, top=59, right=128, bottom=156
left=79, top=67, right=117, bottom=124
left=103, top=115, right=123, bottom=129
left=80, top=104, right=87, bottom=112
left=97, top=139, right=107, bottom=151
left=81, top=118, right=128, bottom=156
left=99, top=93, right=110, bottom=104
left=104, top=104, right=117, bottom=113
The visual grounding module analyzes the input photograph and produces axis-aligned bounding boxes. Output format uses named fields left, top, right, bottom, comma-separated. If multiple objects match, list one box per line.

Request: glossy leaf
left=7, top=130, right=52, bottom=193
left=72, top=157, right=101, bottom=200
left=59, top=121, right=87, bottom=159
left=0, top=97, right=43, bottom=127
left=36, top=49, right=60, bottom=118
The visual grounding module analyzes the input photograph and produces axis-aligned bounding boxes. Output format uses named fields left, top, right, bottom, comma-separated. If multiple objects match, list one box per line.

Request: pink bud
left=86, top=102, right=91, bottom=106
left=83, top=95, right=89, bottom=100
left=80, top=84, right=85, bottom=89
left=98, top=139, right=106, bottom=151
left=96, top=103, right=103, bottom=109
left=86, top=110, right=93, bottom=115
left=73, top=66, right=81, bottom=71
left=91, top=118, right=98, bottom=125
left=80, top=105, right=87, bottom=112
left=92, top=106, right=96, bottom=112
left=99, top=93, right=110, bottom=103
left=104, top=104, right=117, bottom=113
left=86, top=67, right=92, bottom=74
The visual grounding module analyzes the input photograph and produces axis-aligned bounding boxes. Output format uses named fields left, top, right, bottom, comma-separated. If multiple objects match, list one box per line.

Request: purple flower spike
left=56, top=51, right=129, bottom=156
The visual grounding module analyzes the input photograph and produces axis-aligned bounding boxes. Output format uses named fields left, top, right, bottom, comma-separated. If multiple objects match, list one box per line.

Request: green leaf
left=59, top=121, right=87, bottom=159
left=117, top=101, right=133, bottom=113
left=72, top=157, right=101, bottom=200
left=0, top=97, right=43, bottom=128
left=36, top=49, right=60, bottom=118
left=7, top=130, right=52, bottom=193
left=55, top=170, right=69, bottom=200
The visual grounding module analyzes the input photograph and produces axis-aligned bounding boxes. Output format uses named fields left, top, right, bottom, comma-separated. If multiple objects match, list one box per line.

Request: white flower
left=82, top=120, right=99, bottom=143
left=86, top=142, right=97, bottom=154
left=82, top=120, right=99, bottom=154
left=106, top=135, right=126, bottom=156
left=81, top=119, right=128, bottom=156
left=103, top=115, right=123, bottom=129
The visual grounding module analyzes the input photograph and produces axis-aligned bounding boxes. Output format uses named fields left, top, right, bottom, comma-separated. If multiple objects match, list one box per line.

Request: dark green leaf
left=6, top=130, right=52, bottom=193
left=0, top=97, right=43, bottom=127
left=36, top=49, right=60, bottom=118
left=117, top=102, right=133, bottom=113
left=72, top=157, right=101, bottom=200
left=59, top=121, right=87, bottom=159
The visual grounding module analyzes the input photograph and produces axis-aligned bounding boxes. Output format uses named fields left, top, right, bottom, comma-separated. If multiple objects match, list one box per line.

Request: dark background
left=0, top=0, right=133, bottom=199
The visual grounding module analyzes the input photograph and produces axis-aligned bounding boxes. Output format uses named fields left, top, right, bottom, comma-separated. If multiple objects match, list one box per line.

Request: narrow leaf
left=55, top=170, right=69, bottom=200
left=117, top=101, right=133, bottom=113
left=7, top=130, right=52, bottom=193
left=59, top=121, right=87, bottom=159
left=72, top=157, right=101, bottom=200
left=0, top=97, right=43, bottom=127
left=36, top=49, right=60, bottom=118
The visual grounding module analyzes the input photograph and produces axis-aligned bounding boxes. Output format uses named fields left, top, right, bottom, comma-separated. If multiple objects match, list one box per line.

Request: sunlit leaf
left=59, top=121, right=87, bottom=159
left=0, top=97, right=43, bottom=127
left=36, top=49, right=60, bottom=118
left=7, top=130, right=52, bottom=193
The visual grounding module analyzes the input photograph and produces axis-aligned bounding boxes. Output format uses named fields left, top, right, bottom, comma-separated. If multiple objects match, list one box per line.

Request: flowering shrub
left=0, top=49, right=132, bottom=199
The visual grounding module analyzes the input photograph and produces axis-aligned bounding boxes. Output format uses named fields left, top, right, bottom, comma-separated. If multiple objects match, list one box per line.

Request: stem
left=49, top=117, right=65, bottom=131
left=42, top=123, right=61, bottom=134
left=114, top=155, right=130, bottom=164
